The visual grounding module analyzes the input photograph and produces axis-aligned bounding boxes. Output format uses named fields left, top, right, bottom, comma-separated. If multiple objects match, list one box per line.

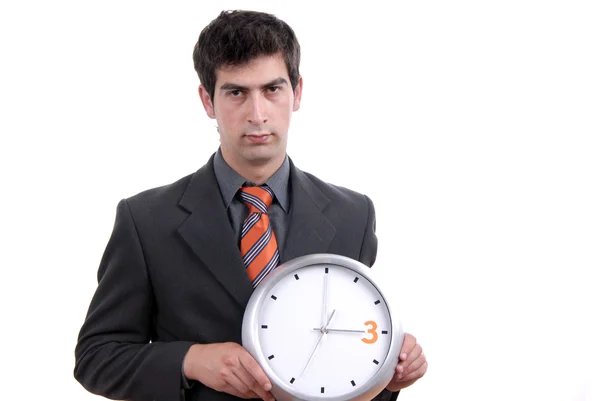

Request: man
left=74, top=10, right=427, bottom=401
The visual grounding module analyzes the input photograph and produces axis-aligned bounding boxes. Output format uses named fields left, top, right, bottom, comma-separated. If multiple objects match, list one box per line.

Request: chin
left=244, top=148, right=283, bottom=166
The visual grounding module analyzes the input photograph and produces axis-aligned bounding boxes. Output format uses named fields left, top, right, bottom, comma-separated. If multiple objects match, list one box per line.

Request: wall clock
left=242, top=253, right=403, bottom=401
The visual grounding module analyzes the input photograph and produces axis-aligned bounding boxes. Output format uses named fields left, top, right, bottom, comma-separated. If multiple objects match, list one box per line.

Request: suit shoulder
left=301, top=171, right=372, bottom=208
left=124, top=172, right=195, bottom=211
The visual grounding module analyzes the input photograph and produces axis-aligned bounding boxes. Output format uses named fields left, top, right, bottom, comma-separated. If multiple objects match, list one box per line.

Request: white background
left=1, top=1, right=599, bottom=400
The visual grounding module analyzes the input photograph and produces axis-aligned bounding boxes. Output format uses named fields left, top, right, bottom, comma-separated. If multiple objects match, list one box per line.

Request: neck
left=223, top=152, right=285, bottom=185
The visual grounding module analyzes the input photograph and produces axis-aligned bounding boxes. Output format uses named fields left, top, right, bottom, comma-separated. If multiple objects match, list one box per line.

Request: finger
left=222, top=384, right=260, bottom=400
left=387, top=377, right=417, bottom=392
left=405, top=352, right=427, bottom=374
left=399, top=333, right=416, bottom=361
left=216, top=353, right=258, bottom=397
left=395, top=352, right=426, bottom=380
left=221, top=369, right=254, bottom=398
left=404, top=343, right=423, bottom=366
left=238, top=352, right=273, bottom=400
left=222, top=384, right=246, bottom=398
left=396, top=345, right=422, bottom=376
left=232, top=363, right=273, bottom=401
left=398, top=360, right=428, bottom=382
left=239, top=352, right=272, bottom=391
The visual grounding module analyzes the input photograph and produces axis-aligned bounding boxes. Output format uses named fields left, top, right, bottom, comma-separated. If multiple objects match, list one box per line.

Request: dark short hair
left=193, top=10, right=301, bottom=103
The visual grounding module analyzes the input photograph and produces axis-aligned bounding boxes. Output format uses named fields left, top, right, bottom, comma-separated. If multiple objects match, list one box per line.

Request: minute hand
left=313, top=328, right=365, bottom=333
left=321, top=269, right=330, bottom=328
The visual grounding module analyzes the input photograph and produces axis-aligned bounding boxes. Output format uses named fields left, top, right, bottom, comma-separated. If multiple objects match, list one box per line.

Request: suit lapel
left=176, top=155, right=337, bottom=307
left=177, top=156, right=253, bottom=308
left=281, top=160, right=336, bottom=263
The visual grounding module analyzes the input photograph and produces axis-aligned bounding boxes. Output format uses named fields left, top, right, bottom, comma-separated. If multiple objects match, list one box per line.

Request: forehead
left=215, top=54, right=290, bottom=87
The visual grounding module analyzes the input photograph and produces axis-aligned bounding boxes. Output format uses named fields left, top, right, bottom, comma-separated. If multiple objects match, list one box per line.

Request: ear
left=198, top=85, right=216, bottom=119
left=293, top=75, right=303, bottom=112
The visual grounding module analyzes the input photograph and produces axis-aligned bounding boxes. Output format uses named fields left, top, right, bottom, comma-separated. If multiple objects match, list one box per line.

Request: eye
left=266, top=86, right=281, bottom=94
left=228, top=90, right=243, bottom=97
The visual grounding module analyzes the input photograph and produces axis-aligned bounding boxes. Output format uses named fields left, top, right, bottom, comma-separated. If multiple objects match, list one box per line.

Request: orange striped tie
left=239, top=185, right=280, bottom=288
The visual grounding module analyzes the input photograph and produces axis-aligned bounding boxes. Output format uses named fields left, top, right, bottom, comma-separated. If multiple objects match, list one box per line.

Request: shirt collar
left=213, top=148, right=290, bottom=212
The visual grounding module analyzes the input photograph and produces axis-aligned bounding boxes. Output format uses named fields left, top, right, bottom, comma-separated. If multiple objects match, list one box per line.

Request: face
left=199, top=53, right=303, bottom=174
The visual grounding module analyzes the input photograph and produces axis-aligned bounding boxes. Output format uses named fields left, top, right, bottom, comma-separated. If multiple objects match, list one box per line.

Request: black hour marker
left=373, top=359, right=379, bottom=365
left=354, top=277, right=359, bottom=283
left=294, top=274, right=299, bottom=280
left=382, top=330, right=388, bottom=334
left=271, top=295, right=277, bottom=300
left=261, top=325, right=268, bottom=329
left=351, top=380, right=356, bottom=387
left=321, top=387, right=325, bottom=393
left=290, top=378, right=295, bottom=384
left=325, top=267, right=329, bottom=273
left=268, top=355, right=274, bottom=360
left=374, top=300, right=381, bottom=305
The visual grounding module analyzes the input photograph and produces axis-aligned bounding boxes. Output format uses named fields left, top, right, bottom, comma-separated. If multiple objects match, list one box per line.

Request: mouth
left=245, top=133, right=272, bottom=143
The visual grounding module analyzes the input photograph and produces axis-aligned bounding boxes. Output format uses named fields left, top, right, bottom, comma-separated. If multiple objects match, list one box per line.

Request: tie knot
left=240, top=185, right=274, bottom=213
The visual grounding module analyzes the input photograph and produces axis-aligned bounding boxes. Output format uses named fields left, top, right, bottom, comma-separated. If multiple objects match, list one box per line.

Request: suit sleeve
left=74, top=199, right=196, bottom=401
left=358, top=194, right=378, bottom=267
left=359, top=195, right=401, bottom=401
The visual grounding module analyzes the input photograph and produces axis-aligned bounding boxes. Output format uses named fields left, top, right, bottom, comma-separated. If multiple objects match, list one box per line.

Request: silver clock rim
left=242, top=253, right=404, bottom=401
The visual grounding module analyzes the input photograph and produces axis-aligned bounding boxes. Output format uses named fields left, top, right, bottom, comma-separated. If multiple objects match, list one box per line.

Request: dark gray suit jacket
left=74, top=154, right=395, bottom=401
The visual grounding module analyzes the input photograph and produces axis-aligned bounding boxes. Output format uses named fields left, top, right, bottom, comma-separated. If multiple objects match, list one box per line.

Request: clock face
left=255, top=263, right=393, bottom=399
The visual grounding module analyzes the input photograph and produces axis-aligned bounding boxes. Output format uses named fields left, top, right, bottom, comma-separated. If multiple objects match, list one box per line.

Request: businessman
left=74, top=9, right=427, bottom=401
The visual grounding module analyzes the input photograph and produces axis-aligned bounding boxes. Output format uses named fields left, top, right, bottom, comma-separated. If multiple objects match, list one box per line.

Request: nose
left=247, top=93, right=268, bottom=125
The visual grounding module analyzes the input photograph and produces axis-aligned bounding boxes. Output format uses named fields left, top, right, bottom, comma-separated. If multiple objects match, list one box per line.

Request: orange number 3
left=362, top=320, right=378, bottom=344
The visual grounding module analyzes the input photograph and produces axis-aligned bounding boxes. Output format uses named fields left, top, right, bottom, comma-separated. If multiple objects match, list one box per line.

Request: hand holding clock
left=183, top=342, right=275, bottom=401
left=385, top=333, right=428, bottom=392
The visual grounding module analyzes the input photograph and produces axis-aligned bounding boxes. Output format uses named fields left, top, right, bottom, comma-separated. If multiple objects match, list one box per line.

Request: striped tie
left=239, top=185, right=280, bottom=288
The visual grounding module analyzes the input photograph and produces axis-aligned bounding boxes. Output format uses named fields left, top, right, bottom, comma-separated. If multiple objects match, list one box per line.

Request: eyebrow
left=219, top=77, right=289, bottom=92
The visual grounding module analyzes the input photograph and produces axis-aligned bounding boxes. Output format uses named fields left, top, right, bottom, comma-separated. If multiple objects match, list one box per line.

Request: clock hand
left=312, top=328, right=364, bottom=333
left=299, top=309, right=336, bottom=379
left=299, top=330, right=325, bottom=379
left=324, top=308, right=336, bottom=330
left=321, top=269, right=330, bottom=329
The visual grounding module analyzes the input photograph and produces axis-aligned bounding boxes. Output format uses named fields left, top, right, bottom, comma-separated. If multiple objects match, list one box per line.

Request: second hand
left=299, top=309, right=337, bottom=379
